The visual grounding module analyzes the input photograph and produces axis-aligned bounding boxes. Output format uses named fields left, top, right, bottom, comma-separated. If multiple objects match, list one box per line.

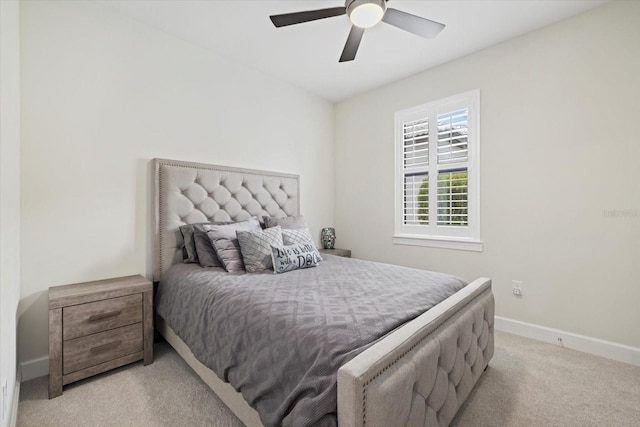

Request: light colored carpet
left=18, top=331, right=640, bottom=427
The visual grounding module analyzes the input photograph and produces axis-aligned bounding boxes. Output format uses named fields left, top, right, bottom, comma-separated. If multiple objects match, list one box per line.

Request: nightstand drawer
left=63, top=294, right=142, bottom=340
left=63, top=323, right=142, bottom=375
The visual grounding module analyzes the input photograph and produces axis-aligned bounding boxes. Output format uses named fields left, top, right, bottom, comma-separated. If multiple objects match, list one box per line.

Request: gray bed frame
left=152, top=158, right=494, bottom=427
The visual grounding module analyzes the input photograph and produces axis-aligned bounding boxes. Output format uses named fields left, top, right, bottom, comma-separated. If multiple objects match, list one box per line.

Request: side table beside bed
left=319, top=247, right=351, bottom=258
left=48, top=274, right=153, bottom=398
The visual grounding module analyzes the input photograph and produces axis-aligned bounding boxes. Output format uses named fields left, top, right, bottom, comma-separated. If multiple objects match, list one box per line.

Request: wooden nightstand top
left=49, top=275, right=151, bottom=309
left=319, top=248, right=351, bottom=258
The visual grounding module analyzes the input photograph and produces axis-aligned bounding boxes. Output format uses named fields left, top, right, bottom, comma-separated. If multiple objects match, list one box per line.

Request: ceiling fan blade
left=382, top=8, right=445, bottom=39
left=339, top=26, right=365, bottom=63
left=270, top=7, right=346, bottom=28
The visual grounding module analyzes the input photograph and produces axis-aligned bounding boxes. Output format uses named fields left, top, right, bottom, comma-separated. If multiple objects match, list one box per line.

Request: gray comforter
left=155, top=255, right=466, bottom=427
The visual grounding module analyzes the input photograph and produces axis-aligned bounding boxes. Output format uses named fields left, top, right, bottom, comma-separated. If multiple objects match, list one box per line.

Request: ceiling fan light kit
left=269, top=0, right=445, bottom=63
left=347, top=0, right=386, bottom=29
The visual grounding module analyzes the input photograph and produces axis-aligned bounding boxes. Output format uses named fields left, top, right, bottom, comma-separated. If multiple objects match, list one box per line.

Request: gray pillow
left=179, top=222, right=226, bottom=264
left=207, top=218, right=261, bottom=272
left=263, top=215, right=308, bottom=230
left=181, top=221, right=234, bottom=267
left=179, top=223, right=200, bottom=263
left=271, top=242, right=322, bottom=274
left=281, top=228, right=323, bottom=260
left=236, top=227, right=284, bottom=273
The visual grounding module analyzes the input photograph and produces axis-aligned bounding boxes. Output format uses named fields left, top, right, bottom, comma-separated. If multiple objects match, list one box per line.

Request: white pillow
left=271, top=242, right=322, bottom=274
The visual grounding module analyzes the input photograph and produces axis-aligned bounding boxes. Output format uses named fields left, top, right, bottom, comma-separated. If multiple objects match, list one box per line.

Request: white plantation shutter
left=437, top=170, right=468, bottom=226
left=437, top=109, right=468, bottom=164
left=402, top=116, right=430, bottom=225
left=404, top=173, right=428, bottom=225
left=395, top=90, right=481, bottom=250
left=403, top=118, right=429, bottom=168
left=436, top=108, right=469, bottom=227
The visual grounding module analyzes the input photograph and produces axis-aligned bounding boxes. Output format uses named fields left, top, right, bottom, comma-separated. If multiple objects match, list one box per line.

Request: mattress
left=155, top=255, right=466, bottom=427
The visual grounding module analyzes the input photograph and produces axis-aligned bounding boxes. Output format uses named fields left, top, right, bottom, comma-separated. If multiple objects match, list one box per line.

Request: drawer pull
left=88, top=310, right=122, bottom=322
left=90, top=340, right=122, bottom=354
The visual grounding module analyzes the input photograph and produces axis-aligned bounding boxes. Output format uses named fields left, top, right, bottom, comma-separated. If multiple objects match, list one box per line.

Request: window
left=394, top=90, right=482, bottom=251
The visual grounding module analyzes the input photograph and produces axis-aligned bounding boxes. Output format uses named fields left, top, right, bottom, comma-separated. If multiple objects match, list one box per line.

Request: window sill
left=392, top=234, right=484, bottom=252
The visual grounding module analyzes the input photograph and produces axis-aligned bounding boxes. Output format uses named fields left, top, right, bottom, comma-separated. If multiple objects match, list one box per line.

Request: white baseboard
left=17, top=319, right=639, bottom=387
left=495, top=316, right=640, bottom=367
left=20, top=356, right=48, bottom=382
left=9, top=366, right=21, bottom=427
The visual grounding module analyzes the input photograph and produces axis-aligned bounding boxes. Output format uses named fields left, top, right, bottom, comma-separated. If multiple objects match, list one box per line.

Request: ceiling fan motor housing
left=346, top=0, right=387, bottom=28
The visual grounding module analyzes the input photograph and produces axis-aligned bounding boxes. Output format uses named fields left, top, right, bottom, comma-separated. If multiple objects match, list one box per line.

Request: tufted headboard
left=152, top=158, right=299, bottom=282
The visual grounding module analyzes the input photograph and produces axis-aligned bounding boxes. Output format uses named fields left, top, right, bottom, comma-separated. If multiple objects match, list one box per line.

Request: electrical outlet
left=512, top=280, right=523, bottom=297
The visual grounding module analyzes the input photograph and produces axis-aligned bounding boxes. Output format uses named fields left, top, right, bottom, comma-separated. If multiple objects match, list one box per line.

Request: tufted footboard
left=337, top=278, right=494, bottom=427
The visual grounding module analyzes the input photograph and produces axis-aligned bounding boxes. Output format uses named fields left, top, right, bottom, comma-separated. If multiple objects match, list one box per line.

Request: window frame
left=393, top=89, right=482, bottom=252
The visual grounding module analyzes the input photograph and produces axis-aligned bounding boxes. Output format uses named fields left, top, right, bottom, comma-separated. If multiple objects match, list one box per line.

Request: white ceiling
left=96, top=0, right=608, bottom=103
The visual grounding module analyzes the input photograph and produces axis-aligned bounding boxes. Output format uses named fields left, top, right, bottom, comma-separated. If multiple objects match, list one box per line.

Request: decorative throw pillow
left=182, top=221, right=235, bottom=267
left=179, top=222, right=228, bottom=264
left=263, top=215, right=308, bottom=230
left=179, top=223, right=201, bottom=263
left=281, top=228, right=323, bottom=260
left=236, top=227, right=284, bottom=273
left=206, top=218, right=261, bottom=272
left=271, top=242, right=322, bottom=274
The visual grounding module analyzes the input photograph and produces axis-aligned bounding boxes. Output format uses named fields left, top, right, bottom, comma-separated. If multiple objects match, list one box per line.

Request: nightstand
left=48, top=275, right=153, bottom=398
left=319, top=248, right=351, bottom=258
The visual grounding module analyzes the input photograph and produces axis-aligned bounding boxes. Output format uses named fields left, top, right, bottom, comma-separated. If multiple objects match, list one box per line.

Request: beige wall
left=335, top=1, right=640, bottom=348
left=0, top=1, right=21, bottom=424
left=17, top=0, right=640, bottom=366
left=19, top=1, right=334, bottom=362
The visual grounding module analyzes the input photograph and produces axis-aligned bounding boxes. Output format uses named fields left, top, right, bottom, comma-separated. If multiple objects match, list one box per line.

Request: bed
left=152, top=158, right=494, bottom=427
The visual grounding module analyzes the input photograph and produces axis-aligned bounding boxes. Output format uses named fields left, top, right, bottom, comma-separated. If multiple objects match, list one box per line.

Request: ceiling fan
left=269, top=0, right=445, bottom=63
